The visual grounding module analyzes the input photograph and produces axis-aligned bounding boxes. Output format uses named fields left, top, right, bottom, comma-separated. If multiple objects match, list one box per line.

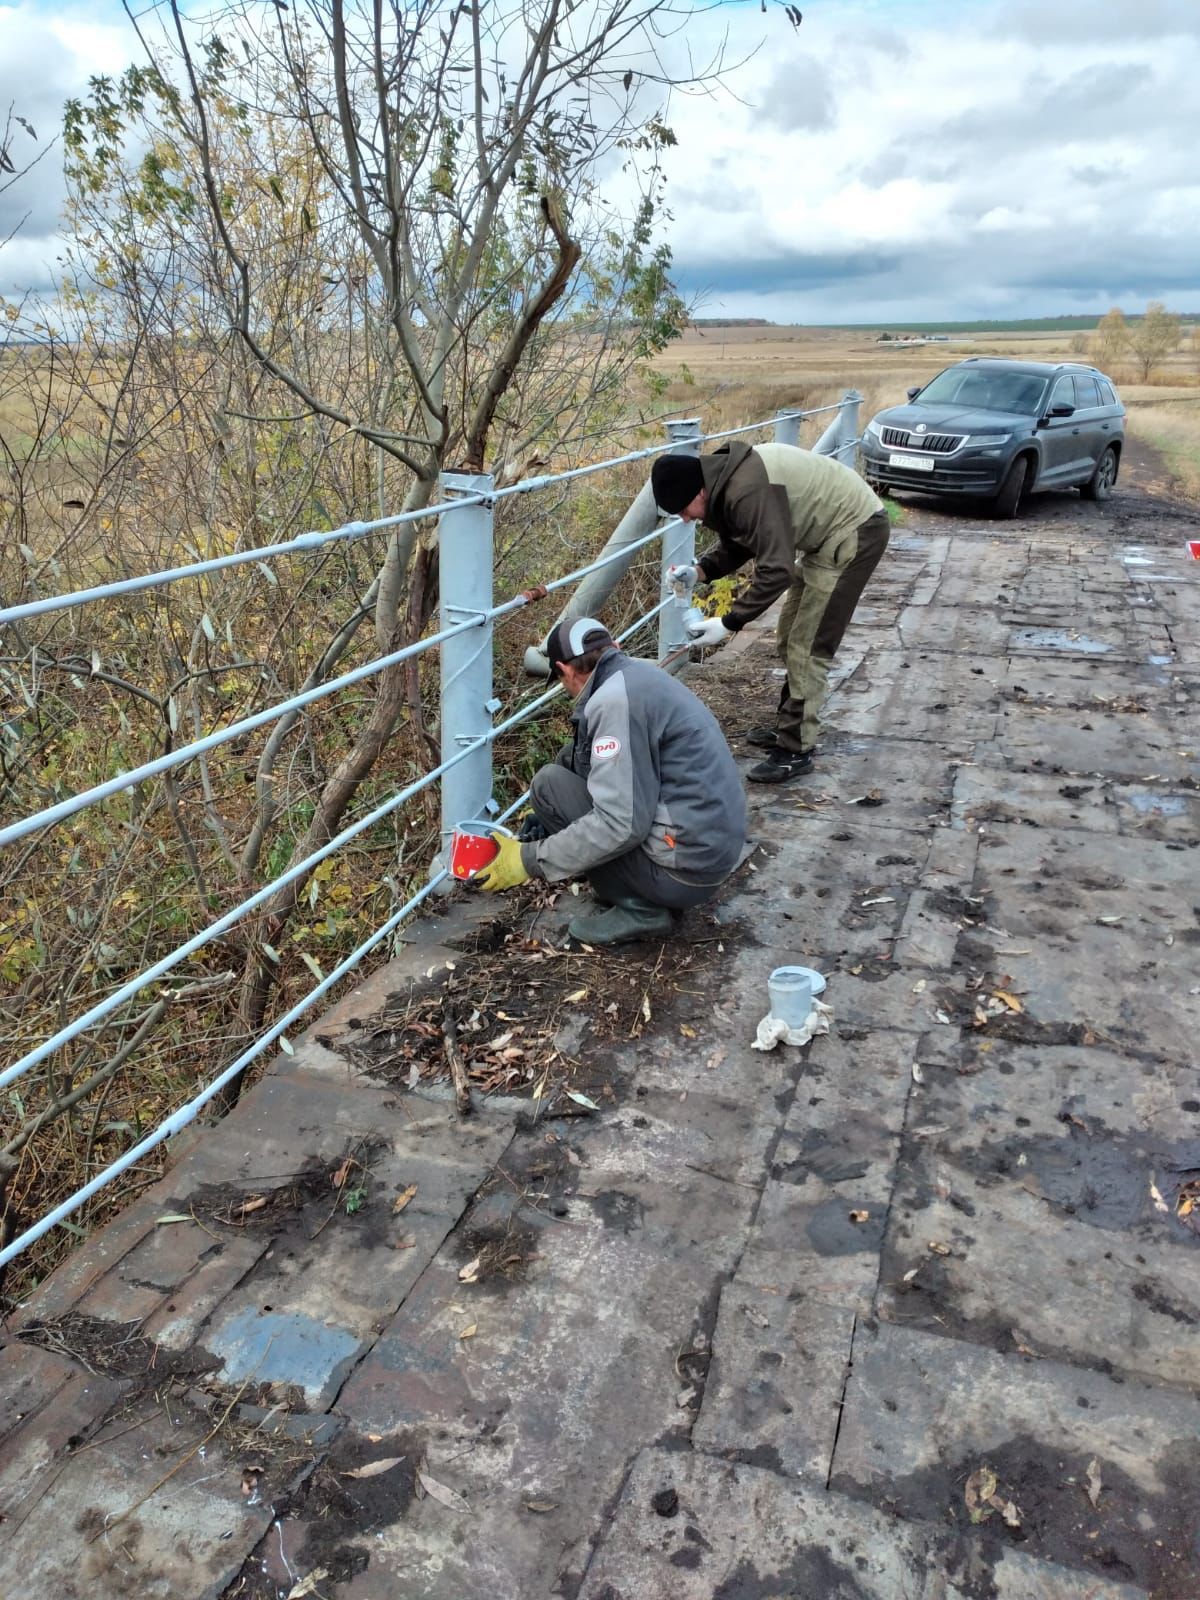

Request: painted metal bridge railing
left=0, top=392, right=863, bottom=1271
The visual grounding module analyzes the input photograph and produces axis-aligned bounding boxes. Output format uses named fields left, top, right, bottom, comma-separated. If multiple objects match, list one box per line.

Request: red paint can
left=449, top=822, right=501, bottom=880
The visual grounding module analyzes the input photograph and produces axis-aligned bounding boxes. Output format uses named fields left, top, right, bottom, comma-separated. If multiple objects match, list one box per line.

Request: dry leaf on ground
left=965, top=1466, right=1022, bottom=1528
left=344, top=1457, right=404, bottom=1480
left=965, top=1466, right=998, bottom=1523
left=417, top=1468, right=469, bottom=1512
left=1086, top=1457, right=1103, bottom=1508
left=286, top=1572, right=329, bottom=1600
left=458, top=1256, right=481, bottom=1283
left=393, top=1184, right=418, bottom=1214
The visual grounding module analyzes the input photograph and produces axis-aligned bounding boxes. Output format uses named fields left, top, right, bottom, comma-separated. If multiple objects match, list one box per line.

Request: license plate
left=888, top=451, right=935, bottom=472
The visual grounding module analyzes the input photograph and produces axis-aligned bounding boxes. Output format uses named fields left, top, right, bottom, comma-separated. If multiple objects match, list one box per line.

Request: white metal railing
left=0, top=392, right=863, bottom=1270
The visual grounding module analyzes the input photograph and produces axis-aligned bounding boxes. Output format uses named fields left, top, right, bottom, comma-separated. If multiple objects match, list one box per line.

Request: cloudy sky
left=1, top=0, right=1197, bottom=324
left=662, top=0, right=1200, bottom=321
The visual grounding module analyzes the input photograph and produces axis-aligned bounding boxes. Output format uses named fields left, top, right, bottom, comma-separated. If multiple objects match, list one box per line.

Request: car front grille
left=881, top=427, right=964, bottom=453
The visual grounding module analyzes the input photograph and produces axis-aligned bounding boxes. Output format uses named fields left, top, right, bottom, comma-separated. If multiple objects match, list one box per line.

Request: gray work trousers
left=530, top=765, right=717, bottom=911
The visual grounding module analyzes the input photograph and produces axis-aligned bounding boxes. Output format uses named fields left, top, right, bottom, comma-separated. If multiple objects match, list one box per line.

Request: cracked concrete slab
left=831, top=1320, right=1198, bottom=1596
left=828, top=648, right=1004, bottom=742
left=691, top=1286, right=854, bottom=1480
left=576, top=1447, right=1147, bottom=1600
left=951, top=764, right=1122, bottom=834
left=0, top=1420, right=274, bottom=1600
left=736, top=1029, right=911, bottom=1307
left=876, top=1043, right=1200, bottom=1387
left=966, top=827, right=1200, bottom=1062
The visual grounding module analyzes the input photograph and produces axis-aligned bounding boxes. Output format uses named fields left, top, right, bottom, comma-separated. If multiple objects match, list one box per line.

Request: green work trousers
left=775, top=509, right=891, bottom=752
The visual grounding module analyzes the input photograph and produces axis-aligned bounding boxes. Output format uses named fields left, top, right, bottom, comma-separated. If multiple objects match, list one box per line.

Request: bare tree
left=82, top=0, right=728, bottom=1044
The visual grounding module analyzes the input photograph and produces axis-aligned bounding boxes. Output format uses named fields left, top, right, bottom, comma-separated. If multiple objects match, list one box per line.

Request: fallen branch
left=441, top=1002, right=473, bottom=1117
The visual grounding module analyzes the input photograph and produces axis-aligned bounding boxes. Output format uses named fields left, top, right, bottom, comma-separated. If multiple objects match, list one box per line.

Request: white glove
left=668, top=563, right=702, bottom=589
left=687, top=616, right=731, bottom=648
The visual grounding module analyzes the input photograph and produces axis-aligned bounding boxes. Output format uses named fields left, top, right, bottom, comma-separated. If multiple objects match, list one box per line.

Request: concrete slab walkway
left=2, top=464, right=1198, bottom=1599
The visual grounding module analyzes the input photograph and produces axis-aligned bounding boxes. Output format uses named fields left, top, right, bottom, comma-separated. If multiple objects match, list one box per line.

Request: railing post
left=438, top=471, right=496, bottom=859
left=839, top=390, right=864, bottom=460
left=774, top=409, right=801, bottom=447
left=658, top=418, right=702, bottom=662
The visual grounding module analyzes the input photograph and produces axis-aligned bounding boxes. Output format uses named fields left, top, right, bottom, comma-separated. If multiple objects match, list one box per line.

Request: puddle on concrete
left=1125, top=791, right=1189, bottom=818
left=1011, top=628, right=1112, bottom=655
left=1148, top=654, right=1174, bottom=665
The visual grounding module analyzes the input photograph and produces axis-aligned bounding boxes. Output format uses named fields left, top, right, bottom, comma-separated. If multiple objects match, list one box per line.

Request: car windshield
left=915, top=369, right=1049, bottom=415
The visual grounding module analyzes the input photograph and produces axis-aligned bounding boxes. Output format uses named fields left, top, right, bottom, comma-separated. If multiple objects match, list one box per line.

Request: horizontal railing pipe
left=0, top=867, right=451, bottom=1272
left=0, top=526, right=670, bottom=851
left=0, top=589, right=679, bottom=1093
left=0, top=405, right=839, bottom=627
left=0, top=589, right=679, bottom=1264
left=0, top=732, right=491, bottom=1092
left=2, top=392, right=855, bottom=1267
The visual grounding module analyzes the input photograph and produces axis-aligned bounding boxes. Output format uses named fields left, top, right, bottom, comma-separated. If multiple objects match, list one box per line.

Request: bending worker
left=474, top=617, right=747, bottom=946
left=651, top=440, right=889, bottom=783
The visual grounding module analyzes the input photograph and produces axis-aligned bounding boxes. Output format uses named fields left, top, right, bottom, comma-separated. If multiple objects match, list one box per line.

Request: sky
left=1, top=0, right=1197, bottom=325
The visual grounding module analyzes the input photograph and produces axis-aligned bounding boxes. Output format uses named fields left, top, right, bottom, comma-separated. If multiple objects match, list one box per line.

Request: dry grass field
left=648, top=323, right=1200, bottom=500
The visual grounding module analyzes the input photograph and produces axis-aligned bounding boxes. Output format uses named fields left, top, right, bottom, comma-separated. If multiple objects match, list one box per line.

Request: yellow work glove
left=473, top=833, right=530, bottom=893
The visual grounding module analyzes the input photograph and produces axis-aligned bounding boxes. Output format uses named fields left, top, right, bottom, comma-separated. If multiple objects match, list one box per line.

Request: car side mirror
left=1049, top=403, right=1075, bottom=418
left=906, top=386, right=921, bottom=401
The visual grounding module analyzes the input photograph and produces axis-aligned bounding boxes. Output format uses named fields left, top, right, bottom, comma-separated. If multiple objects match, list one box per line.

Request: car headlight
left=967, top=433, right=1012, bottom=447
left=864, top=419, right=884, bottom=440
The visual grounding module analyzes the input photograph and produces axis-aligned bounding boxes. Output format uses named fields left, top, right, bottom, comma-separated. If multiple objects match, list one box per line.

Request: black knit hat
left=545, top=616, right=615, bottom=674
left=651, top=453, right=704, bottom=515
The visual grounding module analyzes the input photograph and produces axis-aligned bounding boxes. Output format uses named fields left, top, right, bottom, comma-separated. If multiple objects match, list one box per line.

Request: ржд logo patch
left=592, top=736, right=621, bottom=761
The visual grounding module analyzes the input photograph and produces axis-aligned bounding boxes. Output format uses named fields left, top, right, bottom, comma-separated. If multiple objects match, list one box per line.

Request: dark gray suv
left=860, top=358, right=1125, bottom=518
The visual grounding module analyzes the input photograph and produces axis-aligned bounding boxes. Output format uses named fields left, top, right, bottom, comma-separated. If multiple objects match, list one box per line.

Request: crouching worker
left=473, top=617, right=747, bottom=946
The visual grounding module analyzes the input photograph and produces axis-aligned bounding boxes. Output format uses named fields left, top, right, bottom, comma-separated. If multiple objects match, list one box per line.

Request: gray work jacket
left=522, top=648, right=746, bottom=885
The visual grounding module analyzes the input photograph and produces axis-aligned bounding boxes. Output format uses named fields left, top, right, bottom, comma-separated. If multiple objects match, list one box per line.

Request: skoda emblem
left=914, top=423, right=927, bottom=433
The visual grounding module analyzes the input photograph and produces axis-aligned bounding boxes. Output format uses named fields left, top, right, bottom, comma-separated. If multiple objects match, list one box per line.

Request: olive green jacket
left=696, top=442, right=883, bottom=630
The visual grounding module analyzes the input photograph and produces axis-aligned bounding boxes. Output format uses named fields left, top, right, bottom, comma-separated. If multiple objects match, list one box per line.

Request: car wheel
left=990, top=456, right=1028, bottom=520
left=1081, top=446, right=1118, bottom=502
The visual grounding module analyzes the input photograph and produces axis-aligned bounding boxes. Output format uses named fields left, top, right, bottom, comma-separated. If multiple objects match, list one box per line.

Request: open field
left=648, top=322, right=1200, bottom=501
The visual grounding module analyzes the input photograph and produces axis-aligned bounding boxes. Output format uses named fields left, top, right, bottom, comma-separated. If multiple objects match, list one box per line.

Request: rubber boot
left=568, top=897, right=673, bottom=945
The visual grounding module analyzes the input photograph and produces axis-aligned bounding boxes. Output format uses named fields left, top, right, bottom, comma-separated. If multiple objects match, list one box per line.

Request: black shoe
left=744, top=724, right=779, bottom=748
left=747, top=745, right=815, bottom=783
